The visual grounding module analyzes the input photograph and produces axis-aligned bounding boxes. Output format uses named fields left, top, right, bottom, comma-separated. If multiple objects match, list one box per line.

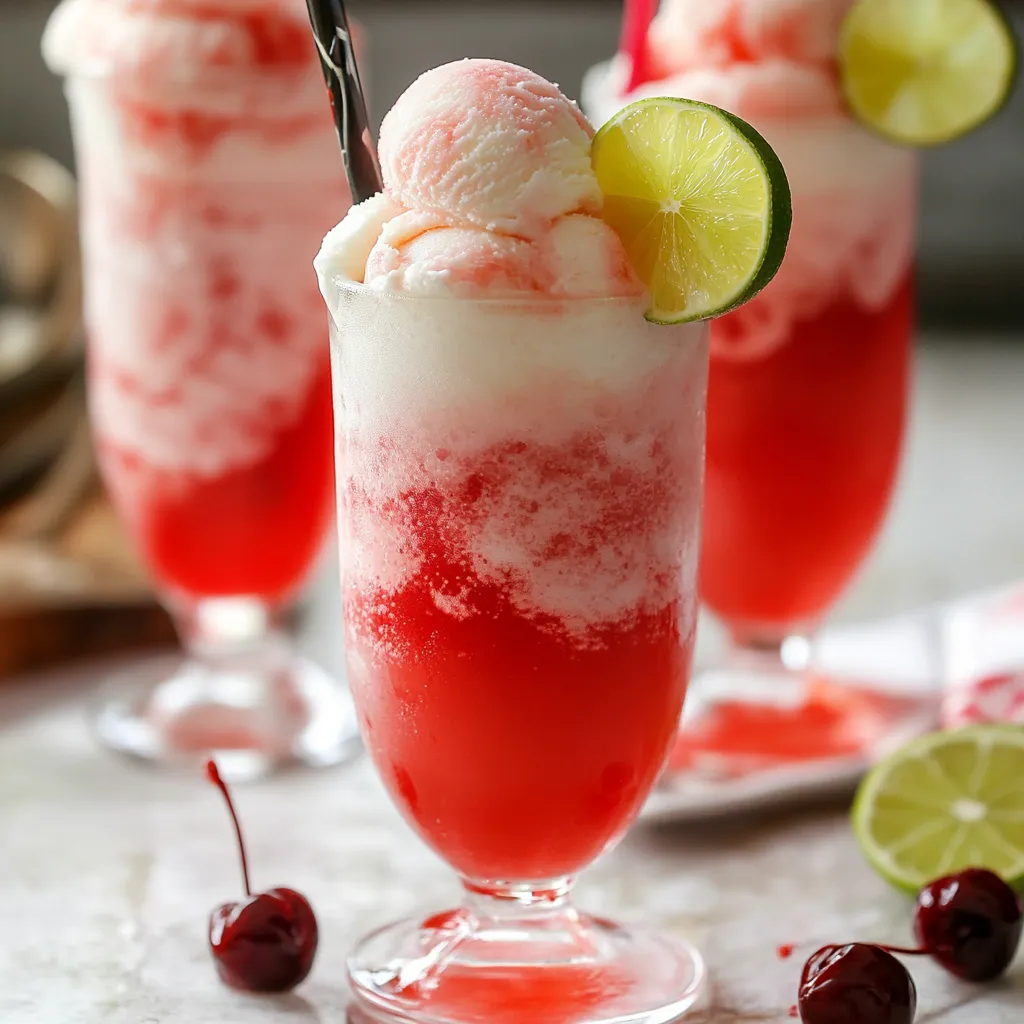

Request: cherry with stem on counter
left=206, top=760, right=318, bottom=993
left=796, top=867, right=1023, bottom=1023
left=867, top=867, right=1023, bottom=983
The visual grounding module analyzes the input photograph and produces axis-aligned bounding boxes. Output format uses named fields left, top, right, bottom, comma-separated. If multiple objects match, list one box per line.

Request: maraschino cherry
left=206, top=760, right=318, bottom=992
left=913, top=867, right=1023, bottom=982
left=795, top=867, right=1023, bottom=1022
left=798, top=943, right=916, bottom=1024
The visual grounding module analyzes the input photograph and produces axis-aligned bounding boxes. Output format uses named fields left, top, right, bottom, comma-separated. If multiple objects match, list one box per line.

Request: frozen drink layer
left=44, top=0, right=349, bottom=600
left=583, top=0, right=915, bottom=362
left=317, top=60, right=642, bottom=300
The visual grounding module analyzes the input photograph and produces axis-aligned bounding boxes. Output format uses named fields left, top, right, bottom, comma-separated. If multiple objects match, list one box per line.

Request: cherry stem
left=619, top=0, right=659, bottom=92
left=206, top=760, right=252, bottom=897
left=879, top=945, right=929, bottom=958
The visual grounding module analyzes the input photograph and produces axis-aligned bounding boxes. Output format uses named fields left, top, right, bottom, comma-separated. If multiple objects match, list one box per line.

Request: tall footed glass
left=582, top=3, right=920, bottom=770
left=44, top=0, right=361, bottom=778
left=686, top=120, right=917, bottom=769
left=327, top=284, right=709, bottom=1023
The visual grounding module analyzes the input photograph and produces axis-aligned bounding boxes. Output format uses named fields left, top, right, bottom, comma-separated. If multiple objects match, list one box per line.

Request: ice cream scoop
left=316, top=59, right=641, bottom=301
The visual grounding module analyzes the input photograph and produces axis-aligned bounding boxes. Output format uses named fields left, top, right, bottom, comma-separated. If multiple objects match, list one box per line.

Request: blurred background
left=4, top=0, right=1023, bottom=330
left=0, top=0, right=1022, bottom=680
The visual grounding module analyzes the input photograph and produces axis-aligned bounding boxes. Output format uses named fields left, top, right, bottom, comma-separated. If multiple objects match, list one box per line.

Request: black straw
left=305, top=0, right=384, bottom=204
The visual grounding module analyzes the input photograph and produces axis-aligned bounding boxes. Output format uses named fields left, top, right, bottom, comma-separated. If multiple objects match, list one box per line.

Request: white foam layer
left=328, top=288, right=707, bottom=644
left=581, top=60, right=917, bottom=361
left=72, top=78, right=349, bottom=478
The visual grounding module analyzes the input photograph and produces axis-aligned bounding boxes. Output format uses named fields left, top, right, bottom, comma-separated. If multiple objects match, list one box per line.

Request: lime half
left=591, top=97, right=791, bottom=324
left=839, top=0, right=1019, bottom=146
left=853, top=725, right=1024, bottom=894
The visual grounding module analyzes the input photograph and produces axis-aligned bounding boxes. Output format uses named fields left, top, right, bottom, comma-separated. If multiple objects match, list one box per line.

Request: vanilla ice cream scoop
left=315, top=59, right=642, bottom=302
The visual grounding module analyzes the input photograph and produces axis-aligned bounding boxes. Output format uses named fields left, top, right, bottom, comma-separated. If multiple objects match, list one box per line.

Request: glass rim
left=325, top=278, right=676, bottom=312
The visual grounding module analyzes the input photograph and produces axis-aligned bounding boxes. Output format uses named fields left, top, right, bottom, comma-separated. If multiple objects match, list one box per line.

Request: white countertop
left=3, top=336, right=1024, bottom=1023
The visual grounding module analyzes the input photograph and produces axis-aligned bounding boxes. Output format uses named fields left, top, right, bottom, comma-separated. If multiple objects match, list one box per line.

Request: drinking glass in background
left=326, top=283, right=709, bottom=1022
left=583, top=0, right=917, bottom=769
left=42, top=0, right=361, bottom=778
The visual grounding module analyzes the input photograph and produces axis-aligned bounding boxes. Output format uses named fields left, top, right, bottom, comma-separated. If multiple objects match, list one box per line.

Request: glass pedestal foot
left=93, top=646, right=361, bottom=781
left=347, top=889, right=705, bottom=1024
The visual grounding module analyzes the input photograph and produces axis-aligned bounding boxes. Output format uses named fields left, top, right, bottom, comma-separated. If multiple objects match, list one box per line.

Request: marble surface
left=3, top=338, right=1024, bottom=1023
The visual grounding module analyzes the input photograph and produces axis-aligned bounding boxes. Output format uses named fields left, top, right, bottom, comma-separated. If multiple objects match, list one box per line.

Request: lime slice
left=591, top=97, right=791, bottom=324
left=852, top=725, right=1024, bottom=894
left=839, top=0, right=1019, bottom=146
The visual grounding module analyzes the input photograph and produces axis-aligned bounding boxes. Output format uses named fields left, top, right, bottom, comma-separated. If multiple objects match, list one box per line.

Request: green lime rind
left=592, top=96, right=792, bottom=325
left=839, top=0, right=1020, bottom=148
left=852, top=724, right=1024, bottom=896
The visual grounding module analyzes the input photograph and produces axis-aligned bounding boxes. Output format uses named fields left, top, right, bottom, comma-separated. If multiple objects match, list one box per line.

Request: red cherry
left=913, top=868, right=1023, bottom=982
left=798, top=944, right=916, bottom=1024
left=206, top=761, right=318, bottom=992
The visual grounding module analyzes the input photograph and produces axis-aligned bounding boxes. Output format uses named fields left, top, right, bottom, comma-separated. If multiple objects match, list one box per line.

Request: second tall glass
left=583, top=3, right=918, bottom=765
left=327, top=284, right=709, bottom=1023
left=44, top=0, right=361, bottom=777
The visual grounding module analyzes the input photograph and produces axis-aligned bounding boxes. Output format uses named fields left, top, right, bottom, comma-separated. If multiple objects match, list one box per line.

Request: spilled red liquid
left=670, top=675, right=918, bottom=772
left=401, top=963, right=633, bottom=1024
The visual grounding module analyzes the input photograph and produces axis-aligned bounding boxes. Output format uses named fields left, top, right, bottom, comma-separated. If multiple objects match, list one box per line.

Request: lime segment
left=852, top=726, right=1024, bottom=894
left=839, top=0, right=1018, bottom=146
left=591, top=97, right=791, bottom=324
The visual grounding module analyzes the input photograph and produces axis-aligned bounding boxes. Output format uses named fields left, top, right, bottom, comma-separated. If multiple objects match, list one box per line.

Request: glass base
left=93, top=646, right=361, bottom=781
left=347, top=897, right=705, bottom=1024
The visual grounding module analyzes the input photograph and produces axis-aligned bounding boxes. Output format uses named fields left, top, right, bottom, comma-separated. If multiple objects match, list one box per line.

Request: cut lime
left=852, top=725, right=1024, bottom=895
left=591, top=97, right=791, bottom=324
left=839, top=0, right=1019, bottom=146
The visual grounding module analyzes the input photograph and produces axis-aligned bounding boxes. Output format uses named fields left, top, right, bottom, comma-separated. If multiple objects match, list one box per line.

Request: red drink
left=702, top=276, right=913, bottom=631
left=696, top=118, right=917, bottom=635
left=582, top=9, right=918, bottom=636
left=329, top=291, right=707, bottom=882
left=98, top=363, right=335, bottom=602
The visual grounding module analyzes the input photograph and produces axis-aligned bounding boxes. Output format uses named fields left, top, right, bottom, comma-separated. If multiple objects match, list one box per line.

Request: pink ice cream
left=317, top=60, right=641, bottom=299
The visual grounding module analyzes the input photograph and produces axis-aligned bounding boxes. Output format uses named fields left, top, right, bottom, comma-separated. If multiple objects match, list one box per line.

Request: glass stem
left=166, top=597, right=305, bottom=751
left=728, top=625, right=813, bottom=670
left=174, top=596, right=282, bottom=664
left=462, top=877, right=576, bottom=915
left=460, top=876, right=608, bottom=958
